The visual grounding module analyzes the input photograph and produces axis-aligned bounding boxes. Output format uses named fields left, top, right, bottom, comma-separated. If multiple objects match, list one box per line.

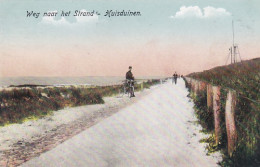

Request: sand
left=20, top=79, right=221, bottom=167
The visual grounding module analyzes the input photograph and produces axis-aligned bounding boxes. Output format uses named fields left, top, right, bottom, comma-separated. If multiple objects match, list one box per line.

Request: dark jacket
left=126, top=70, right=134, bottom=80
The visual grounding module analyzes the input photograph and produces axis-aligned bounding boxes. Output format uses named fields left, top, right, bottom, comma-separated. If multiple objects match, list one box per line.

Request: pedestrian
left=173, top=72, right=178, bottom=85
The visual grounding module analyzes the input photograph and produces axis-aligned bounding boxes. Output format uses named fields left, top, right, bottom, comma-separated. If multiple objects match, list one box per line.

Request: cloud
left=40, top=9, right=98, bottom=26
left=74, top=9, right=98, bottom=24
left=170, top=6, right=231, bottom=19
left=203, top=7, right=231, bottom=18
left=40, top=11, right=70, bottom=26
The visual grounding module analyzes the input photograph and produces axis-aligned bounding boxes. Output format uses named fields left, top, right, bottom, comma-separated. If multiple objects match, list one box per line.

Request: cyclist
left=126, top=66, right=135, bottom=97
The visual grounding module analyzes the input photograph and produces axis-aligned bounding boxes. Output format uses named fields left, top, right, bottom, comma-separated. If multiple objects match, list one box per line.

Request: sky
left=0, top=0, right=259, bottom=77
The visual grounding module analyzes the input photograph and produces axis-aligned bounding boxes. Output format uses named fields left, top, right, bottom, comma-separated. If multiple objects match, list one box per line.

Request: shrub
left=0, top=79, right=161, bottom=125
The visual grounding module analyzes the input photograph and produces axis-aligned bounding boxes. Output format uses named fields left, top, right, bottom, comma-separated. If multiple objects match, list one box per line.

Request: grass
left=186, top=58, right=260, bottom=167
left=193, top=89, right=214, bottom=132
left=0, top=87, right=104, bottom=126
left=187, top=58, right=260, bottom=101
left=199, top=134, right=220, bottom=155
left=0, top=79, right=161, bottom=126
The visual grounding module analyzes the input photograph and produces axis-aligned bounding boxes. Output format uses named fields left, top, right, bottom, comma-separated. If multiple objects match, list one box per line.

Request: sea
left=0, top=76, right=165, bottom=88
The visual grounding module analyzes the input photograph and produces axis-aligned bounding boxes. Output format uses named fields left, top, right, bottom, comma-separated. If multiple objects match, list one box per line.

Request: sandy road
left=21, top=79, right=221, bottom=167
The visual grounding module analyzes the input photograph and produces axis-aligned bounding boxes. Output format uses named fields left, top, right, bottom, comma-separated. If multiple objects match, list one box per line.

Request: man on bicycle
left=126, top=66, right=135, bottom=97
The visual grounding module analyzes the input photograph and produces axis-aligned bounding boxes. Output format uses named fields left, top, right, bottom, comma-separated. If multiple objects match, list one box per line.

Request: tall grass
left=0, top=79, right=161, bottom=126
left=187, top=58, right=260, bottom=167
left=0, top=87, right=104, bottom=125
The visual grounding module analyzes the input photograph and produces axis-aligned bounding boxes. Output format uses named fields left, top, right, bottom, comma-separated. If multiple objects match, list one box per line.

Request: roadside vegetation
left=0, top=79, right=160, bottom=126
left=186, top=58, right=260, bottom=167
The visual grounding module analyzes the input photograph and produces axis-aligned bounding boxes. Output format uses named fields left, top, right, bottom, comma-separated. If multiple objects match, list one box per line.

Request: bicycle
left=121, top=79, right=135, bottom=98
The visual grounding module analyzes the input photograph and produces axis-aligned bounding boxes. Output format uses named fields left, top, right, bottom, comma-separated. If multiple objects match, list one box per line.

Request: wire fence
left=185, top=76, right=260, bottom=140
left=186, top=77, right=259, bottom=105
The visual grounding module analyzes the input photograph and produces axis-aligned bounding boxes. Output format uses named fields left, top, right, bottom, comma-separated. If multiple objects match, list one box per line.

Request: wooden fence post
left=199, top=81, right=207, bottom=91
left=213, top=86, right=221, bottom=144
left=207, top=84, right=213, bottom=112
left=187, top=77, right=191, bottom=85
left=195, top=80, right=199, bottom=94
left=225, top=90, right=237, bottom=156
left=191, top=79, right=195, bottom=92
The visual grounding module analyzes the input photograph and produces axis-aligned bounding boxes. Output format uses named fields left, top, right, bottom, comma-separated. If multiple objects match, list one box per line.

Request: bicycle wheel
left=127, top=86, right=131, bottom=97
left=129, top=85, right=134, bottom=97
left=117, top=84, right=124, bottom=98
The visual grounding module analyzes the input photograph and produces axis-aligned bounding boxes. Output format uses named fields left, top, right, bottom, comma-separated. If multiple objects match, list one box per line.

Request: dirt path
left=0, top=85, right=158, bottom=167
left=21, top=79, right=221, bottom=167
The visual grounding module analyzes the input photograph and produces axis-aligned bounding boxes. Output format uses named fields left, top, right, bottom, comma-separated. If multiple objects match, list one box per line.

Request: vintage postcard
left=0, top=0, right=259, bottom=166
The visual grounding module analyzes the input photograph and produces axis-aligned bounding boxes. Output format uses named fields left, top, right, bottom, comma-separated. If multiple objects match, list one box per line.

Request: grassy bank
left=185, top=58, right=260, bottom=167
left=188, top=58, right=260, bottom=101
left=0, top=79, right=161, bottom=126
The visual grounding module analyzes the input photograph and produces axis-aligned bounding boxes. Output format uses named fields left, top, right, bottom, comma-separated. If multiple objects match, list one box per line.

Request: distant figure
left=173, top=72, right=178, bottom=85
left=126, top=66, right=135, bottom=97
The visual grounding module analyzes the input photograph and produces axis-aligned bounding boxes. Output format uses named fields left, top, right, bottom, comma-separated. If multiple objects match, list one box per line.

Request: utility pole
left=232, top=20, right=236, bottom=63
left=230, top=47, right=232, bottom=64
left=226, top=20, right=242, bottom=65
